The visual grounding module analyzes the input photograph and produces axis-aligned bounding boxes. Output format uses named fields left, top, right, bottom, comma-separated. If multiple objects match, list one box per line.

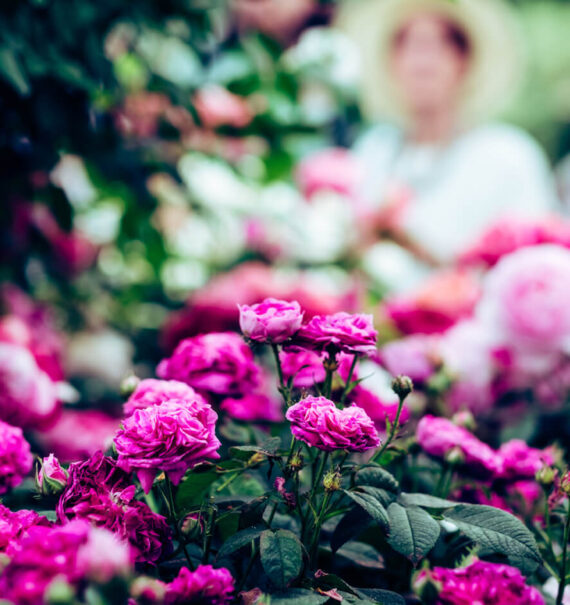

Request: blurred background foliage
left=1, top=0, right=569, bottom=370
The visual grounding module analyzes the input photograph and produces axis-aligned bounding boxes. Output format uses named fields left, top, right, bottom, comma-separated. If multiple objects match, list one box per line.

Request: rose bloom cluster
left=417, top=559, right=545, bottom=604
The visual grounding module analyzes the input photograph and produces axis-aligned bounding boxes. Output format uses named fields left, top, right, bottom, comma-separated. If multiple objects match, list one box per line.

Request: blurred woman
left=339, top=0, right=559, bottom=282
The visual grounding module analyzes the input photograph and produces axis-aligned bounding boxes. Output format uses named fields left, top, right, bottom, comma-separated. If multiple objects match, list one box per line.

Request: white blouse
left=355, top=122, right=559, bottom=264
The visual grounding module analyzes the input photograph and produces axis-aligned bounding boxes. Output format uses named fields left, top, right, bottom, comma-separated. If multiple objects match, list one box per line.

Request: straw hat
left=336, top=0, right=525, bottom=124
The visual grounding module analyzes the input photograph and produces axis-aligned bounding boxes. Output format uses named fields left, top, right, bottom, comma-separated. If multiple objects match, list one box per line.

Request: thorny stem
left=371, top=392, right=407, bottom=464
left=271, top=344, right=288, bottom=403
left=339, top=354, right=358, bottom=406
left=164, top=477, right=195, bottom=570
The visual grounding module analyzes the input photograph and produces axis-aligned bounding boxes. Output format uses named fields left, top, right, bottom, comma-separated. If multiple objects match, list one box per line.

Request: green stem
left=370, top=393, right=406, bottom=464
left=339, top=354, right=358, bottom=406
left=271, top=344, right=288, bottom=403
left=237, top=541, right=258, bottom=592
left=164, top=477, right=194, bottom=570
left=267, top=499, right=279, bottom=528
left=435, top=463, right=454, bottom=498
left=557, top=505, right=570, bottom=605
left=309, top=491, right=332, bottom=567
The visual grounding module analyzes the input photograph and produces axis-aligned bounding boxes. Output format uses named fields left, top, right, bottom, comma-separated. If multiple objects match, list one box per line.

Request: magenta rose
left=238, top=298, right=303, bottom=344
left=157, top=332, right=261, bottom=397
left=295, top=312, right=377, bottom=356
left=114, top=399, right=221, bottom=493
left=0, top=341, right=60, bottom=429
left=220, top=393, right=283, bottom=423
left=497, top=439, right=554, bottom=480
left=0, top=504, right=51, bottom=556
left=417, top=560, right=544, bottom=605
left=57, top=452, right=172, bottom=565
left=477, top=245, right=570, bottom=353
left=286, top=396, right=380, bottom=452
left=279, top=349, right=326, bottom=388
left=0, top=419, right=33, bottom=494
left=124, top=378, right=206, bottom=416
left=416, top=415, right=502, bottom=477
left=165, top=565, right=235, bottom=605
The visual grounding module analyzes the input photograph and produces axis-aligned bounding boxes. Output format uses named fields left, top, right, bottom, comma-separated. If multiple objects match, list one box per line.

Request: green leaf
left=265, top=589, right=329, bottom=605
left=398, top=493, right=458, bottom=510
left=442, top=504, right=542, bottom=573
left=331, top=507, right=373, bottom=552
left=229, top=437, right=282, bottom=461
left=357, top=485, right=397, bottom=508
left=386, top=503, right=440, bottom=564
left=176, top=469, right=219, bottom=510
left=0, top=49, right=30, bottom=95
left=357, top=589, right=405, bottom=605
left=342, top=490, right=389, bottom=528
left=216, top=525, right=265, bottom=560
left=336, top=542, right=384, bottom=570
left=355, top=467, right=399, bottom=494
left=260, top=529, right=303, bottom=589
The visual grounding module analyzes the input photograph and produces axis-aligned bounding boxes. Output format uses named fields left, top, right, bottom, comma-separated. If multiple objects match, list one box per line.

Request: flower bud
left=288, top=452, right=304, bottom=472
left=560, top=471, right=570, bottom=495
left=130, top=576, right=167, bottom=604
left=536, top=466, right=557, bottom=488
left=323, top=470, right=342, bottom=492
left=45, top=578, right=75, bottom=604
left=412, top=569, right=441, bottom=604
left=181, top=513, right=204, bottom=539
left=444, top=446, right=465, bottom=466
left=391, top=375, right=413, bottom=400
left=37, top=454, right=68, bottom=496
left=451, top=410, right=476, bottom=431
left=120, top=374, right=140, bottom=398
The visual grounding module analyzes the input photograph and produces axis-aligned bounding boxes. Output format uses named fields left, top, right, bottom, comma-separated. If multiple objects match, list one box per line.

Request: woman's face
left=390, top=14, right=469, bottom=114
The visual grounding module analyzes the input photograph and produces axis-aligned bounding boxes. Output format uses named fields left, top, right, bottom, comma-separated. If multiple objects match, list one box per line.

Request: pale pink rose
left=193, top=85, right=252, bottom=129
left=380, top=335, right=437, bottom=383
left=286, top=396, right=380, bottom=452
left=296, top=148, right=363, bottom=200
left=384, top=270, right=480, bottom=335
left=295, top=312, right=377, bottom=356
left=238, top=298, right=303, bottom=343
left=76, top=526, right=133, bottom=583
left=416, top=415, right=502, bottom=477
left=477, top=245, right=570, bottom=353
left=0, top=342, right=60, bottom=429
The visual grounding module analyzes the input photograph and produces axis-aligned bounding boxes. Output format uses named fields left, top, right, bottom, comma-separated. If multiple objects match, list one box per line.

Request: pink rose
left=0, top=419, right=33, bottom=494
left=238, top=298, right=303, bottom=344
left=497, top=439, right=554, bottom=480
left=124, top=378, right=204, bottom=416
left=380, top=335, right=437, bottom=384
left=477, top=245, right=570, bottom=354
left=416, top=415, right=501, bottom=477
left=165, top=565, right=235, bottom=605
left=0, top=504, right=51, bottom=556
left=420, top=560, right=544, bottom=605
left=295, top=148, right=363, bottom=200
left=0, top=342, right=60, bottom=429
left=286, top=396, right=380, bottom=452
left=37, top=453, right=68, bottom=495
left=193, top=85, right=252, bottom=129
left=220, top=393, right=283, bottom=423
left=295, top=312, right=377, bottom=356
left=279, top=349, right=326, bottom=388
left=114, top=399, right=221, bottom=493
left=384, top=270, right=480, bottom=335
left=76, top=526, right=133, bottom=584
left=157, top=332, right=261, bottom=397
left=34, top=409, right=121, bottom=463
left=459, top=215, right=570, bottom=268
